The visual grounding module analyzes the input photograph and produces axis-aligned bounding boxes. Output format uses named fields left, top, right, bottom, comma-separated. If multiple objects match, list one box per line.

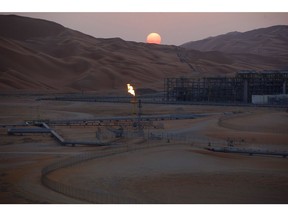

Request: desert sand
left=50, top=145, right=288, bottom=204
left=1, top=14, right=288, bottom=205
left=0, top=94, right=287, bottom=203
left=1, top=15, right=288, bottom=92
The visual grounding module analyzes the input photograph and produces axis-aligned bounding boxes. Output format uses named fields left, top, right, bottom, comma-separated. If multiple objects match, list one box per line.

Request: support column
left=243, top=80, right=248, bottom=103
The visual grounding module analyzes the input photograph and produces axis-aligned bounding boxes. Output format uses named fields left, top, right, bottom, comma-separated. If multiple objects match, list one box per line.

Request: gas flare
left=127, top=84, right=135, bottom=96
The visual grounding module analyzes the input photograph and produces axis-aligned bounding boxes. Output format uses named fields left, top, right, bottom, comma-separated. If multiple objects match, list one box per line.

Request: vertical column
left=243, top=79, right=248, bottom=103
left=283, top=80, right=287, bottom=95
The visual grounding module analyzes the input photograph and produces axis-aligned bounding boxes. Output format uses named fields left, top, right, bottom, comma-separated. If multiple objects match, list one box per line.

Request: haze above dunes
left=1, top=15, right=287, bottom=92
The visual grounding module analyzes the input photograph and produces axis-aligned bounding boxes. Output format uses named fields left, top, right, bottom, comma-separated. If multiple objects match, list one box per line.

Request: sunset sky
left=6, top=12, right=287, bottom=45
left=1, top=1, right=288, bottom=45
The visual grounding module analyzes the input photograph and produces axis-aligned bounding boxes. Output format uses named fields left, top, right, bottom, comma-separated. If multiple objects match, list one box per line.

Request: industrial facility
left=164, top=70, right=288, bottom=104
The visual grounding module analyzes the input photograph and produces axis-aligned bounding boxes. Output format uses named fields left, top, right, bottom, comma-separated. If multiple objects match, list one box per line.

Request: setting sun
left=146, top=32, right=161, bottom=44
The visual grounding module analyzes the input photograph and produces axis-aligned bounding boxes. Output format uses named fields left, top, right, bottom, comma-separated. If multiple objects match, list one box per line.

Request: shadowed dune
left=1, top=15, right=288, bottom=92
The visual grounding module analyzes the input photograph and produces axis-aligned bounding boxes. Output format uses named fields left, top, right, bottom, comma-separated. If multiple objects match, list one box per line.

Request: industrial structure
left=164, top=70, right=288, bottom=104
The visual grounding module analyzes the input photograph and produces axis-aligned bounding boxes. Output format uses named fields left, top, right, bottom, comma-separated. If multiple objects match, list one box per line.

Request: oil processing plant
left=164, top=70, right=288, bottom=104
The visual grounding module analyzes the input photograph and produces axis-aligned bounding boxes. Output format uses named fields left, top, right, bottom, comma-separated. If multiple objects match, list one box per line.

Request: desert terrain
left=0, top=94, right=287, bottom=203
left=1, top=15, right=288, bottom=204
left=1, top=15, right=288, bottom=92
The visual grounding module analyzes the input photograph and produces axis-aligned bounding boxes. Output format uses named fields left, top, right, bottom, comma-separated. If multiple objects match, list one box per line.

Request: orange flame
left=127, top=84, right=135, bottom=96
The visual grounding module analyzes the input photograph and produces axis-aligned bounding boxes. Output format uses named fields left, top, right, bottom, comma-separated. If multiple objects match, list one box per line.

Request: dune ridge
left=1, top=15, right=287, bottom=92
left=181, top=25, right=288, bottom=57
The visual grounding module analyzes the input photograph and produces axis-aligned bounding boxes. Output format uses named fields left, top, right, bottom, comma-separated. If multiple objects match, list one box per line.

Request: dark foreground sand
left=50, top=143, right=288, bottom=204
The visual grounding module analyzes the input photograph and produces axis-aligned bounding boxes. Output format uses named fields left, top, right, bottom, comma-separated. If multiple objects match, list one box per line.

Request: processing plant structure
left=164, top=70, right=288, bottom=104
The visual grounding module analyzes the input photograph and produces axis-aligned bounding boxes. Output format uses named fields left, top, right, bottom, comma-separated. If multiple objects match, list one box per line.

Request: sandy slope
left=1, top=15, right=288, bottom=92
left=182, top=25, right=288, bottom=57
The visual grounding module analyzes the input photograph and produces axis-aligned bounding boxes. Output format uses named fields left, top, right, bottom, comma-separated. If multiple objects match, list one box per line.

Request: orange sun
left=146, top=32, right=161, bottom=44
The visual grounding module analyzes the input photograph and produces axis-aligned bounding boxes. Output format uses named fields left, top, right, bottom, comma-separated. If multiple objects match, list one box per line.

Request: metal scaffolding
left=164, top=70, right=288, bottom=103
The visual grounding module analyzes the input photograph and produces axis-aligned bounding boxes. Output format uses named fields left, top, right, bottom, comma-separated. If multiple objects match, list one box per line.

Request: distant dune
left=181, top=25, right=288, bottom=57
left=1, top=15, right=287, bottom=92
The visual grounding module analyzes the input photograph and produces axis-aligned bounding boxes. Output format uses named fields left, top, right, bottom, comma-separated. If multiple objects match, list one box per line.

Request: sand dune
left=181, top=25, right=288, bottom=57
left=1, top=15, right=288, bottom=92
